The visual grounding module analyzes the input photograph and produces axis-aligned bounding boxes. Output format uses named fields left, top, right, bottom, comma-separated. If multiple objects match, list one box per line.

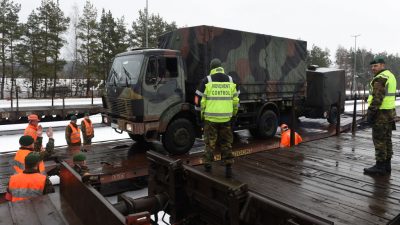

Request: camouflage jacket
left=73, top=164, right=90, bottom=177
left=368, top=74, right=395, bottom=123
left=34, top=137, right=55, bottom=160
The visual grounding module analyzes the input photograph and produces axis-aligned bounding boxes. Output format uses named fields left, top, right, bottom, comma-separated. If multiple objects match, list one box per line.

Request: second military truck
left=102, top=25, right=345, bottom=155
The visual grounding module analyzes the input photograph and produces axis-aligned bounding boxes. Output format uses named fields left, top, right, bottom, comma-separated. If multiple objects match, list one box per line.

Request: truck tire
left=250, top=110, right=278, bottom=138
left=128, top=133, right=145, bottom=143
left=327, top=106, right=338, bottom=124
left=162, top=118, right=195, bottom=155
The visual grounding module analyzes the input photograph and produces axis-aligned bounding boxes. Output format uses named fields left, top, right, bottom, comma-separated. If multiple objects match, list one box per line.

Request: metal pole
left=16, top=86, right=19, bottom=113
left=91, top=86, right=94, bottom=105
left=290, top=93, right=296, bottom=147
left=352, top=93, right=357, bottom=135
left=10, top=78, right=13, bottom=112
left=351, top=34, right=360, bottom=98
left=336, top=92, right=341, bottom=135
left=145, top=0, right=148, bottom=48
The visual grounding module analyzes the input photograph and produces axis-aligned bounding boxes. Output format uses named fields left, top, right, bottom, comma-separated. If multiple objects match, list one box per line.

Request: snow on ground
left=0, top=99, right=399, bottom=152
left=0, top=114, right=129, bottom=152
left=0, top=97, right=102, bottom=108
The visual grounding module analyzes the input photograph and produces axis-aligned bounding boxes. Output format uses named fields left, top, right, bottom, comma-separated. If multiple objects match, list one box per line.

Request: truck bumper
left=102, top=114, right=159, bottom=136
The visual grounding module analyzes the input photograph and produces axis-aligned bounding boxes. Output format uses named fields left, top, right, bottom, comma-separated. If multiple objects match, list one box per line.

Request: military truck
left=102, top=25, right=345, bottom=155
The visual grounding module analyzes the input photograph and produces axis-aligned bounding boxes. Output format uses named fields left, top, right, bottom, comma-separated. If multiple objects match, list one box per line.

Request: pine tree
left=48, top=0, right=69, bottom=99
left=77, top=0, right=99, bottom=96
left=0, top=0, right=21, bottom=99
left=15, top=11, right=42, bottom=98
left=129, top=10, right=177, bottom=48
left=306, top=45, right=331, bottom=67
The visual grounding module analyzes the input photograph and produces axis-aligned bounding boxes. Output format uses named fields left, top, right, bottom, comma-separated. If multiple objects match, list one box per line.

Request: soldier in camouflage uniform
left=364, top=56, right=397, bottom=175
left=195, top=58, right=240, bottom=178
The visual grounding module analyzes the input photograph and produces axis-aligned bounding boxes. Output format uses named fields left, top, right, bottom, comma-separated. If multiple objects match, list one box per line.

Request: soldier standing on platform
left=195, top=58, right=240, bottom=178
left=364, top=56, right=397, bottom=176
left=81, top=112, right=94, bottom=146
left=65, top=116, right=81, bottom=147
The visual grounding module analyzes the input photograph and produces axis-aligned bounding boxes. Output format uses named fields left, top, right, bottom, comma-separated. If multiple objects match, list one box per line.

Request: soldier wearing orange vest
left=280, top=124, right=303, bottom=148
left=81, top=113, right=94, bottom=145
left=65, top=115, right=81, bottom=146
left=12, top=128, right=54, bottom=174
left=24, top=114, right=40, bottom=141
left=7, top=152, right=54, bottom=202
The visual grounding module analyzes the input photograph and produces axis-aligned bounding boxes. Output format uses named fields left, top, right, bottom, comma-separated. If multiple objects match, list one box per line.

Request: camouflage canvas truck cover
left=158, top=25, right=307, bottom=104
left=103, top=25, right=309, bottom=155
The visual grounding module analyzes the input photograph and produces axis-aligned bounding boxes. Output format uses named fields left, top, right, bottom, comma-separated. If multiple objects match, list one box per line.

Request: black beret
left=210, top=58, right=222, bottom=69
left=25, top=152, right=40, bottom=168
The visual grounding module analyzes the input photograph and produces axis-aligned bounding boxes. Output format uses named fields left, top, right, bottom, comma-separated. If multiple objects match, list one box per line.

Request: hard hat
left=280, top=124, right=289, bottom=131
left=28, top=114, right=40, bottom=121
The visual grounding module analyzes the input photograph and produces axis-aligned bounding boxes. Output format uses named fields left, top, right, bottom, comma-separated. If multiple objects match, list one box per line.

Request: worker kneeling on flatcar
left=280, top=124, right=303, bottom=148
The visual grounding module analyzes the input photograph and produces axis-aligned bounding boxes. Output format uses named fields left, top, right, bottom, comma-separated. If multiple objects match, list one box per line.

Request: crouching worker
left=6, top=152, right=55, bottom=202
left=72, top=153, right=100, bottom=184
left=72, top=153, right=90, bottom=176
left=280, top=124, right=303, bottom=148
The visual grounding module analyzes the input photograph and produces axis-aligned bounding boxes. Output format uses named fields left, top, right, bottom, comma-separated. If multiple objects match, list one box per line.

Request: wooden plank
left=47, top=193, right=84, bottom=225
left=10, top=199, right=42, bottom=225
left=0, top=202, right=13, bottom=225
left=31, top=195, right=66, bottom=225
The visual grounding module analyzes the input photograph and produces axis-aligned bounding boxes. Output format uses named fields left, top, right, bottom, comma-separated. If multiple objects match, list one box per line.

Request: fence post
left=91, top=86, right=94, bottom=105
left=352, top=93, right=357, bottom=135
left=336, top=91, right=341, bottom=135
left=290, top=92, right=296, bottom=147
left=16, top=86, right=19, bottom=113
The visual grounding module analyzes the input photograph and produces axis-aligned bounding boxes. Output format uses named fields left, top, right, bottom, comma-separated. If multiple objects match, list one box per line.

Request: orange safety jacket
left=24, top=124, right=38, bottom=141
left=8, top=172, right=46, bottom=202
left=82, top=119, right=93, bottom=136
left=69, top=124, right=81, bottom=144
left=280, top=129, right=303, bottom=148
left=13, top=149, right=46, bottom=174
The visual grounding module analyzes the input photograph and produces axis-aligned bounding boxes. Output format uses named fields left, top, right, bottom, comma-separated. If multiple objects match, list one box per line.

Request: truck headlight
left=103, top=116, right=108, bottom=124
left=126, top=123, right=133, bottom=132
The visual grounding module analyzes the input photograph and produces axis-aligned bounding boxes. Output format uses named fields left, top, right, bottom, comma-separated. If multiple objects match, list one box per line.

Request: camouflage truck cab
left=102, top=26, right=344, bottom=155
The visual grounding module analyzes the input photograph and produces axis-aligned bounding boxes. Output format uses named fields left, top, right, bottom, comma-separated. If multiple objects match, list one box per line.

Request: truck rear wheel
left=250, top=110, right=278, bottom=138
left=162, top=118, right=195, bottom=155
left=128, top=134, right=145, bottom=143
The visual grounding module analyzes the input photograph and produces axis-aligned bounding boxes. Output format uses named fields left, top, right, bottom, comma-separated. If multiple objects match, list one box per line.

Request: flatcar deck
left=199, top=123, right=400, bottom=224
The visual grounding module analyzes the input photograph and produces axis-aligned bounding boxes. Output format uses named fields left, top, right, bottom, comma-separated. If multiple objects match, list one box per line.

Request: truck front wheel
left=250, top=110, right=278, bottom=138
left=162, top=118, right=195, bottom=155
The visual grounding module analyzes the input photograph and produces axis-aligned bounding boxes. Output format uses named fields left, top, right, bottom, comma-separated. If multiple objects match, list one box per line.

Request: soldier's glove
left=367, top=109, right=377, bottom=124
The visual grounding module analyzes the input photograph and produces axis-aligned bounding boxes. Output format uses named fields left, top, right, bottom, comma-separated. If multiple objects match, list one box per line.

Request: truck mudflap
left=145, top=151, right=334, bottom=225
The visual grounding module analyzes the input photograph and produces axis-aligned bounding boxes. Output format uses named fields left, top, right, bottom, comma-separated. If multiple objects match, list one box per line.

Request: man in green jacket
left=364, top=56, right=397, bottom=175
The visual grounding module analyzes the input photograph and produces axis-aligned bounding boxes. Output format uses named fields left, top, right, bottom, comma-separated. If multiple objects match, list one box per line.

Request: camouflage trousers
left=203, top=120, right=234, bottom=166
left=372, top=123, right=393, bottom=162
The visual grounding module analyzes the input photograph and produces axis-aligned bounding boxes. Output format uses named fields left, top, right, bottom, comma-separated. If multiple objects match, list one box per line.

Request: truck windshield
left=108, top=54, right=143, bottom=86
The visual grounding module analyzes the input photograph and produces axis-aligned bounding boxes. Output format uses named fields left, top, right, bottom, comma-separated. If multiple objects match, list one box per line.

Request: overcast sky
left=13, top=0, right=400, bottom=59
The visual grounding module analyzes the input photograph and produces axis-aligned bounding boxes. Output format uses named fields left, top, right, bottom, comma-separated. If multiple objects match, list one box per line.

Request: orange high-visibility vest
left=69, top=124, right=81, bottom=144
left=13, top=149, right=45, bottom=174
left=280, top=129, right=303, bottom=147
left=8, top=172, right=46, bottom=202
left=82, top=119, right=93, bottom=136
left=24, top=124, right=38, bottom=141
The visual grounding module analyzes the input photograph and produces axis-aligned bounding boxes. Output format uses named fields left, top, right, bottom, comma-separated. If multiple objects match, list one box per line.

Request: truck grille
left=104, top=95, right=143, bottom=118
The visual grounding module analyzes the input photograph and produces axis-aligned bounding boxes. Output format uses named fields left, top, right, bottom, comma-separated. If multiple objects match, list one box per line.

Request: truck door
left=142, top=55, right=184, bottom=121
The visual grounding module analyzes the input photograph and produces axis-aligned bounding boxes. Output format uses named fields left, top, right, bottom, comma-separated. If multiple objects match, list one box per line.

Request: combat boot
left=225, top=165, right=232, bottom=178
left=364, top=161, right=387, bottom=175
left=204, top=164, right=212, bottom=173
left=385, top=158, right=392, bottom=173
